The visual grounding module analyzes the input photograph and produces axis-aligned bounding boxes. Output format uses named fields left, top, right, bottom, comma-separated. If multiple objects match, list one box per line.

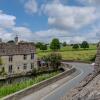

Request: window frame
left=9, top=56, right=13, bottom=62
left=23, top=54, right=27, bottom=60
left=31, top=53, right=34, bottom=60
left=23, top=64, right=27, bottom=70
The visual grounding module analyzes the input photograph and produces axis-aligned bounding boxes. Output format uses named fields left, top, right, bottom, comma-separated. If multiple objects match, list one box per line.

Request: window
left=31, top=63, right=34, bottom=69
left=9, top=65, right=12, bottom=73
left=23, top=64, right=27, bottom=70
left=31, top=53, right=34, bottom=59
left=9, top=56, right=13, bottom=62
left=17, top=67, right=19, bottom=70
left=23, top=55, right=27, bottom=60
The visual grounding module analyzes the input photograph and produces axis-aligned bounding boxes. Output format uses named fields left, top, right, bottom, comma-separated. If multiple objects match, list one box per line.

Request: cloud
left=0, top=11, right=36, bottom=42
left=35, top=28, right=86, bottom=43
left=78, top=0, right=100, bottom=6
left=12, top=26, right=34, bottom=41
left=0, top=27, right=14, bottom=41
left=0, top=11, right=16, bottom=28
left=42, top=2, right=99, bottom=30
left=24, top=0, right=38, bottom=14
left=0, top=1, right=100, bottom=43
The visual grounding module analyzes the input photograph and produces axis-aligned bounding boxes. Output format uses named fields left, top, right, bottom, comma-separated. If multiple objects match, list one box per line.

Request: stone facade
left=0, top=37, right=37, bottom=75
left=94, top=43, right=100, bottom=72
left=1, top=54, right=37, bottom=75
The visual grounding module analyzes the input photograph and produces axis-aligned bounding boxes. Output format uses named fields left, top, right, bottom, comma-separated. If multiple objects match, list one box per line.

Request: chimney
left=15, top=35, right=18, bottom=45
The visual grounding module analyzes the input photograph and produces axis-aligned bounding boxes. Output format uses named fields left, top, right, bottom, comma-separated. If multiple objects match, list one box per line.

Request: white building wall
left=1, top=54, right=37, bottom=75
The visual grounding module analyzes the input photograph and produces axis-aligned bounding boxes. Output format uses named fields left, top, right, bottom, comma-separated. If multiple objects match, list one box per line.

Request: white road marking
left=41, top=66, right=84, bottom=100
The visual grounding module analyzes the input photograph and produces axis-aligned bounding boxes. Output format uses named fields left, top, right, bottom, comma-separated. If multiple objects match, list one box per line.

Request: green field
left=37, top=44, right=97, bottom=62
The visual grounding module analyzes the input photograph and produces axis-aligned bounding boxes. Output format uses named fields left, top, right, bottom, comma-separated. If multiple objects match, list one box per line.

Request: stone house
left=0, top=36, right=37, bottom=76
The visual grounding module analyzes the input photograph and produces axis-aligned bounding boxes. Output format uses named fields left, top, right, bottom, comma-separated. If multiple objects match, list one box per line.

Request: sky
left=0, top=0, right=100, bottom=43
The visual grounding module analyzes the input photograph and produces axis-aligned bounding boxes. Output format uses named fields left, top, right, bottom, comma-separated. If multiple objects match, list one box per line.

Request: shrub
left=90, top=55, right=96, bottom=62
left=42, top=53, right=62, bottom=70
left=81, top=41, right=89, bottom=49
left=72, top=44, right=79, bottom=49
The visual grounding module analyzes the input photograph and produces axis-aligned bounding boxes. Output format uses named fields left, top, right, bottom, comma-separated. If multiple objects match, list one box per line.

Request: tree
left=7, top=40, right=15, bottom=43
left=50, top=38, right=60, bottom=51
left=72, top=44, right=79, bottom=49
left=36, top=42, right=43, bottom=49
left=81, top=41, right=89, bottom=49
left=40, top=44, right=47, bottom=51
left=42, top=53, right=62, bottom=70
left=62, top=42, right=67, bottom=47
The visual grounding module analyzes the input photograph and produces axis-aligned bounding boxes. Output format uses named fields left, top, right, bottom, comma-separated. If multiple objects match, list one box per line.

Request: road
left=21, top=62, right=94, bottom=100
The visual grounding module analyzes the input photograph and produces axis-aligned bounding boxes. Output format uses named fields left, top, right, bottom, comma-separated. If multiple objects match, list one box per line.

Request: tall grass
left=0, top=71, right=59, bottom=98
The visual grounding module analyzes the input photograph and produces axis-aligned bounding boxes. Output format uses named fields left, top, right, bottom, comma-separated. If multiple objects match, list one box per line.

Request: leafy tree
left=72, top=44, right=79, bottom=49
left=7, top=40, right=15, bottom=43
left=50, top=38, right=60, bottom=51
left=70, top=44, right=74, bottom=46
left=81, top=41, right=89, bottom=49
left=36, top=42, right=43, bottom=48
left=40, top=44, right=47, bottom=51
left=42, top=53, right=62, bottom=70
left=62, top=42, right=67, bottom=47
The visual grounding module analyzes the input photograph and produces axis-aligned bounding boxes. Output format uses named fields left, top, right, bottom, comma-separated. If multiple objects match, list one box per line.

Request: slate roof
left=0, top=42, right=36, bottom=56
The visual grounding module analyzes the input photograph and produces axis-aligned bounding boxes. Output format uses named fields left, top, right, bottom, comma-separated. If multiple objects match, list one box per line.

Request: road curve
left=21, top=62, right=94, bottom=100
left=41, top=62, right=94, bottom=100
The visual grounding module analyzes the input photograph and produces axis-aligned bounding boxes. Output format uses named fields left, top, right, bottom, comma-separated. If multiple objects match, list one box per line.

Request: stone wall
left=95, top=43, right=100, bottom=72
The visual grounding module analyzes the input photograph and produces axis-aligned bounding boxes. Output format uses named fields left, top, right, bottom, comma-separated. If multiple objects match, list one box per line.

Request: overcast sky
left=0, top=0, right=100, bottom=43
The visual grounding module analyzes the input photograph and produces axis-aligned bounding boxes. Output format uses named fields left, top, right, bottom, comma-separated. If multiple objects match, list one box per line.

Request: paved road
left=21, top=62, right=94, bottom=100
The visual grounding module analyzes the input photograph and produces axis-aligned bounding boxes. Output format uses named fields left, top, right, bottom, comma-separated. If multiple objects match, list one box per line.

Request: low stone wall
left=62, top=71, right=98, bottom=100
left=62, top=60, right=92, bottom=64
left=2, top=65, right=76, bottom=100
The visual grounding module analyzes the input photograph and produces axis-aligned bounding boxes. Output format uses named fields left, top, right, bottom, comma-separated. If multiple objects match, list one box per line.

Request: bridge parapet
left=95, top=43, right=100, bottom=73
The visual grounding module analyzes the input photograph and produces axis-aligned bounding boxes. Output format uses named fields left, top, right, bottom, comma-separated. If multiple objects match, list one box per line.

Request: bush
left=32, top=68, right=37, bottom=76
left=0, top=67, right=7, bottom=76
left=40, top=44, right=47, bottom=51
left=42, top=53, right=62, bottom=70
left=81, top=41, right=89, bottom=49
left=62, top=42, right=67, bottom=47
left=72, top=44, right=79, bottom=49
left=90, top=55, right=96, bottom=62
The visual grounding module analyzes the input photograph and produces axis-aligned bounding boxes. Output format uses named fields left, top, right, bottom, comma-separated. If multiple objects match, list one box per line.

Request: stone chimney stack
left=15, top=35, right=18, bottom=45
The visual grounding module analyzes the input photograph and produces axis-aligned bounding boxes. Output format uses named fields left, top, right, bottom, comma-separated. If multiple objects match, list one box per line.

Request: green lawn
left=37, top=44, right=97, bottom=62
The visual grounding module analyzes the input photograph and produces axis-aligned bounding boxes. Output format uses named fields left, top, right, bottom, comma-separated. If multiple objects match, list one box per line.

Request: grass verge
left=0, top=71, right=60, bottom=98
